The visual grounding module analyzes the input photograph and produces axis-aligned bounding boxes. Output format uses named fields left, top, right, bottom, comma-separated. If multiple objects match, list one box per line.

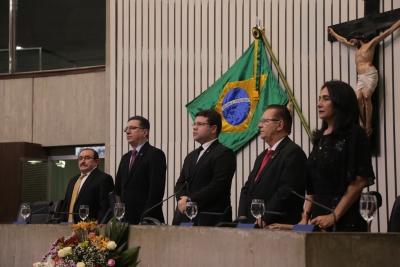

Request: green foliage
left=105, top=214, right=140, bottom=267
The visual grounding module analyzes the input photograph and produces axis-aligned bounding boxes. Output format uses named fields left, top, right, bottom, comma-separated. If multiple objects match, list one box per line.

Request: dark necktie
left=254, top=149, right=274, bottom=182
left=129, top=149, right=137, bottom=172
left=195, top=146, right=204, bottom=164
left=190, top=146, right=203, bottom=176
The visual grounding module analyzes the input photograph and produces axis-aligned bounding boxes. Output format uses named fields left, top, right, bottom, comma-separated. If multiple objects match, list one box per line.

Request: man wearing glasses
left=172, top=109, right=236, bottom=225
left=114, top=116, right=166, bottom=224
left=62, top=148, right=114, bottom=223
left=238, top=105, right=307, bottom=227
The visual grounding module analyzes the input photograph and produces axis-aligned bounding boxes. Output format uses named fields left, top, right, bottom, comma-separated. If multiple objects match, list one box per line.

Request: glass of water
left=185, top=202, right=198, bottom=222
left=79, top=205, right=89, bottom=221
left=251, top=199, right=265, bottom=226
left=20, top=204, right=31, bottom=223
left=114, top=203, right=125, bottom=222
left=359, top=193, right=378, bottom=232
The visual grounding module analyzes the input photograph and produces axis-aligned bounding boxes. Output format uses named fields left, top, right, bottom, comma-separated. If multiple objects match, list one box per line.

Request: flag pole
left=252, top=27, right=313, bottom=143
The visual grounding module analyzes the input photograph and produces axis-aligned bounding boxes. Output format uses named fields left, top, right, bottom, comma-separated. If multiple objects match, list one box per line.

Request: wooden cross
left=327, top=0, right=400, bottom=153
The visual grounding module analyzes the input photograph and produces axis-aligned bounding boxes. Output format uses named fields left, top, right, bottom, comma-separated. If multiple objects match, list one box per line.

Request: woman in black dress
left=300, top=80, right=375, bottom=232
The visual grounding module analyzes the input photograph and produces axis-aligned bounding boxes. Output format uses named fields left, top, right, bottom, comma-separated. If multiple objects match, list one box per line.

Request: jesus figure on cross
left=328, top=20, right=400, bottom=137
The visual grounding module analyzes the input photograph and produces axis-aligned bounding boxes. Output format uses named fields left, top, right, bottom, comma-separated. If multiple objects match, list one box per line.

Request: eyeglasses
left=191, top=122, right=210, bottom=127
left=259, top=118, right=280, bottom=125
left=77, top=156, right=95, bottom=161
left=123, top=126, right=145, bottom=132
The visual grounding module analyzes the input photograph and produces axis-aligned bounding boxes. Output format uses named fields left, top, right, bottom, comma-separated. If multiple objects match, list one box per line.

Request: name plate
left=292, top=224, right=321, bottom=232
left=236, top=223, right=258, bottom=229
left=180, top=222, right=195, bottom=226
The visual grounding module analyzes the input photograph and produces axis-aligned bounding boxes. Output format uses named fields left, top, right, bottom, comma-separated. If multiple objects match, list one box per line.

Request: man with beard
left=329, top=20, right=400, bottom=137
left=62, top=148, right=114, bottom=223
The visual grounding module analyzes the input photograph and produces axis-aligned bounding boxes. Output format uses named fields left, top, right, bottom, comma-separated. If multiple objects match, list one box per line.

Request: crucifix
left=327, top=0, right=400, bottom=152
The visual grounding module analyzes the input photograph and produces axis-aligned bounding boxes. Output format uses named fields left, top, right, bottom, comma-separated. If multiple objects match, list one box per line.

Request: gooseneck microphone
left=290, top=190, right=337, bottom=232
left=46, top=211, right=81, bottom=223
left=140, top=182, right=188, bottom=224
left=49, top=211, right=80, bottom=215
left=31, top=201, right=54, bottom=215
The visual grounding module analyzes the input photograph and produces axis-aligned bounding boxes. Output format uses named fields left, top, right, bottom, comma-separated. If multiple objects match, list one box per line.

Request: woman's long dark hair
left=312, top=80, right=360, bottom=143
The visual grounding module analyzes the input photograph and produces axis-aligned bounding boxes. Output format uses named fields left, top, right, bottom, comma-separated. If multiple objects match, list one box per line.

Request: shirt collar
left=131, top=140, right=148, bottom=153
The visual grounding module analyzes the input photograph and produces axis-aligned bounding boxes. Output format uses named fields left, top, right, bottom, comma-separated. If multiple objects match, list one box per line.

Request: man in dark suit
left=62, top=148, right=114, bottom=223
left=238, top=105, right=307, bottom=226
left=172, top=110, right=236, bottom=225
left=114, top=116, right=166, bottom=224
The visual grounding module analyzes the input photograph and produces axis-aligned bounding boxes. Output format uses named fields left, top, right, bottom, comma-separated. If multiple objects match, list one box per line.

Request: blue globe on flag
left=221, top=88, right=251, bottom=126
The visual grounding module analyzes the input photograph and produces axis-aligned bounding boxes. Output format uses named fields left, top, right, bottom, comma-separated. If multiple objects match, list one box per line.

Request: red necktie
left=254, top=149, right=274, bottom=182
left=129, top=149, right=137, bottom=172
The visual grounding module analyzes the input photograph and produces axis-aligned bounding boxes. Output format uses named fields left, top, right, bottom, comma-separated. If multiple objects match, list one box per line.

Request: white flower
left=57, top=247, right=72, bottom=258
left=77, top=262, right=86, bottom=267
left=64, top=246, right=72, bottom=255
left=57, top=248, right=67, bottom=258
left=106, top=241, right=117, bottom=250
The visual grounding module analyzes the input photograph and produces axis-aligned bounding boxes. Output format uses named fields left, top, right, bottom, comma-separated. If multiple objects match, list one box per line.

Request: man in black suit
left=114, top=116, right=166, bottom=224
left=62, top=148, right=114, bottom=223
left=238, top=105, right=307, bottom=226
left=172, top=110, right=236, bottom=225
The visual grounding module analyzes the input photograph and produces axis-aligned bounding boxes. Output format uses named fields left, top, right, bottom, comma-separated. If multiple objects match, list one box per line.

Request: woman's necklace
left=319, top=135, right=329, bottom=150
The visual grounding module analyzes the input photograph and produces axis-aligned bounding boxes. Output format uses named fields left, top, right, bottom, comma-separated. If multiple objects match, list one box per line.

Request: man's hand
left=328, top=28, right=334, bottom=35
left=178, top=196, right=188, bottom=214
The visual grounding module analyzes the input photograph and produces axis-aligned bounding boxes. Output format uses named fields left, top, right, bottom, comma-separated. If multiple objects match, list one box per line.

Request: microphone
left=49, top=211, right=80, bottom=215
left=264, top=211, right=287, bottom=217
left=140, top=182, right=187, bottom=225
left=31, top=202, right=54, bottom=215
left=235, top=211, right=287, bottom=224
left=46, top=211, right=81, bottom=223
left=290, top=190, right=337, bottom=232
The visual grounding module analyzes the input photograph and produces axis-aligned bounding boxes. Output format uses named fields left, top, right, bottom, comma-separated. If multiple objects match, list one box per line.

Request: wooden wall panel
left=0, top=79, right=33, bottom=142
left=32, top=72, right=108, bottom=147
left=109, top=0, right=400, bottom=231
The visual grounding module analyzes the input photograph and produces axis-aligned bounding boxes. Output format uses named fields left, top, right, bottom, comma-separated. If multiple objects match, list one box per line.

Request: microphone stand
left=140, top=182, right=187, bottom=224
left=291, top=190, right=337, bottom=232
left=28, top=202, right=54, bottom=224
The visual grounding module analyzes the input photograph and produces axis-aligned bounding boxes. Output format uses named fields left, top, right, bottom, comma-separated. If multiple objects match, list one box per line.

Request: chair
left=45, top=199, right=64, bottom=224
left=198, top=206, right=232, bottom=226
left=16, top=202, right=31, bottom=222
left=388, top=195, right=400, bottom=232
left=30, top=201, right=53, bottom=224
left=369, top=191, right=382, bottom=208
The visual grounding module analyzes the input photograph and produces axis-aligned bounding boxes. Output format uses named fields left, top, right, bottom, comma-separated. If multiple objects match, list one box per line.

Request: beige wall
left=0, top=79, right=34, bottom=143
left=0, top=72, right=108, bottom=148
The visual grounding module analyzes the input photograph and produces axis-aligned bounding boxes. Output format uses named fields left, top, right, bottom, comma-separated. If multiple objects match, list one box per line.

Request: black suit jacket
left=173, top=140, right=236, bottom=225
left=238, top=136, right=307, bottom=225
left=114, top=142, right=166, bottom=224
left=62, top=167, right=114, bottom=223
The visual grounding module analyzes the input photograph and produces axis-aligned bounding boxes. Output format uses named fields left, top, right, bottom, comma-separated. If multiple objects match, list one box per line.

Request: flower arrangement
left=33, top=216, right=140, bottom=267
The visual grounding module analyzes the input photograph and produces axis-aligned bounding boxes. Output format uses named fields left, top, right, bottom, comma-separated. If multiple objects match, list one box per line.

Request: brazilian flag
left=186, top=32, right=288, bottom=152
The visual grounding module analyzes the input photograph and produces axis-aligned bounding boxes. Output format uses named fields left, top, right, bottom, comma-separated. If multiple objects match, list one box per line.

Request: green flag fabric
left=186, top=38, right=288, bottom=152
